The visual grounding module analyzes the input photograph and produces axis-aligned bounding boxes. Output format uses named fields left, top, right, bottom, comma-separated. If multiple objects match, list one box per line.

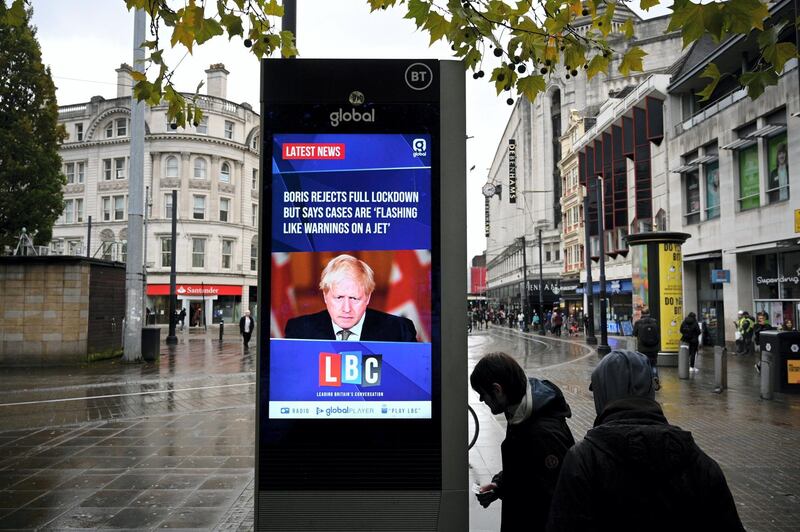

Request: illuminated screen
left=269, top=133, right=432, bottom=419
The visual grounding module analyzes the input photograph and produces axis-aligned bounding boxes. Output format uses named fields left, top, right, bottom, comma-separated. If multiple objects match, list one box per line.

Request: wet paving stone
left=0, top=328, right=796, bottom=530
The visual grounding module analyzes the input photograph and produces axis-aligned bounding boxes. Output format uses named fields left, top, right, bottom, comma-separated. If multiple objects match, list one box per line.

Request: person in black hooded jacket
left=679, top=312, right=702, bottom=372
left=546, top=350, right=744, bottom=532
left=471, top=352, right=575, bottom=532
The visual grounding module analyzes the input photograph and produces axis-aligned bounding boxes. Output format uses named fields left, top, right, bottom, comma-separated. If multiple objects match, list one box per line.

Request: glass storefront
left=696, top=258, right=724, bottom=346
left=753, top=251, right=800, bottom=330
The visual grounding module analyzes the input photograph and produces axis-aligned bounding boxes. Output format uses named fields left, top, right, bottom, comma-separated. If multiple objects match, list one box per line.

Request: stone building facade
left=666, top=0, right=800, bottom=344
left=484, top=7, right=682, bottom=319
left=51, top=64, right=260, bottom=325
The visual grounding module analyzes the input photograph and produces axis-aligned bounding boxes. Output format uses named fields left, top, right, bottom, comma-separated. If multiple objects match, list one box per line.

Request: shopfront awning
left=683, top=251, right=722, bottom=262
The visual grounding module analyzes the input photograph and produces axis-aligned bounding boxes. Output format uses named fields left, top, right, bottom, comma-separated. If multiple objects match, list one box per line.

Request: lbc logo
left=319, top=352, right=382, bottom=387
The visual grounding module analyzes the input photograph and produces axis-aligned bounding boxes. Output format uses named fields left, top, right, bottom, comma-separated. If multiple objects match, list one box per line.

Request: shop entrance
left=189, top=300, right=206, bottom=328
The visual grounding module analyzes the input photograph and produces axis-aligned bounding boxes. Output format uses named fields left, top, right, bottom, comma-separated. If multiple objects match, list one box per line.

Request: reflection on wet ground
left=0, top=326, right=797, bottom=530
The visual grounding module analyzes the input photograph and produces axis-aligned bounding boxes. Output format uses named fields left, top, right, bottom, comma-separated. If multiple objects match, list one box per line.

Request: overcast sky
left=30, top=0, right=671, bottom=262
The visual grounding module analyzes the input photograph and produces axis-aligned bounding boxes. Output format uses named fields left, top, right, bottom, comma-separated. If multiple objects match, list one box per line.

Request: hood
left=683, top=314, right=698, bottom=326
left=585, top=397, right=699, bottom=474
left=590, top=350, right=654, bottom=415
left=530, top=377, right=572, bottom=420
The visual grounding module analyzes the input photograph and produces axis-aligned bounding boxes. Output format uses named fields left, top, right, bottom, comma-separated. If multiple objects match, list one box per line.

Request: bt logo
left=319, top=351, right=382, bottom=387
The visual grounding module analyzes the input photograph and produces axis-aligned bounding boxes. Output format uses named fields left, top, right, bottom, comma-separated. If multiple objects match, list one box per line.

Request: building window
left=221, top=239, right=233, bottom=269
left=64, top=199, right=74, bottom=224
left=546, top=250, right=552, bottom=262
left=738, top=144, right=760, bottom=210
left=121, top=240, right=127, bottom=263
left=250, top=235, right=258, bottom=271
left=103, top=159, right=112, bottom=180
left=252, top=203, right=258, bottom=226
left=252, top=169, right=258, bottom=190
left=102, top=242, right=113, bottom=261
left=105, top=122, right=113, bottom=138
left=767, top=132, right=789, bottom=204
left=102, top=197, right=111, bottom=221
left=251, top=134, right=260, bottom=151
left=684, top=170, right=700, bottom=224
left=164, top=192, right=175, bottom=219
left=161, top=237, right=172, bottom=268
left=165, top=156, right=179, bottom=178
left=555, top=249, right=560, bottom=261
left=75, top=123, right=83, bottom=141
left=219, top=197, right=230, bottom=222
left=115, top=157, right=126, bottom=180
left=65, top=162, right=85, bottom=184
left=196, top=117, right=208, bottom=134
left=705, top=161, right=720, bottom=220
left=192, top=238, right=206, bottom=268
left=194, top=158, right=207, bottom=179
left=193, top=195, right=206, bottom=220
left=67, top=239, right=82, bottom=255
left=116, top=118, right=127, bottom=137
left=114, top=195, right=125, bottom=220
left=224, top=120, right=234, bottom=140
left=220, top=162, right=231, bottom=183
left=75, top=198, right=83, bottom=222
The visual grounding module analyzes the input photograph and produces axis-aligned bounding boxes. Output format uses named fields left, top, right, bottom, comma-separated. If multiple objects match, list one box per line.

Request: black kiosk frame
left=256, top=59, right=467, bottom=531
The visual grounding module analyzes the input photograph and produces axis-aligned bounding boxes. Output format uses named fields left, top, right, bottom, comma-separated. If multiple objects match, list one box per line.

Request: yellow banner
left=658, top=243, right=683, bottom=352
left=788, top=360, right=800, bottom=384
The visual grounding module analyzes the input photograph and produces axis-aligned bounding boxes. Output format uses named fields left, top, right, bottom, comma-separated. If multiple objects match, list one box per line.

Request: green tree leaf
left=263, top=0, right=285, bottom=17
left=762, top=42, right=798, bottom=73
left=621, top=18, right=634, bottom=39
left=586, top=54, right=610, bottom=79
left=618, top=47, right=647, bottom=76
left=640, top=0, right=659, bottom=11
left=724, top=0, right=769, bottom=33
left=696, top=63, right=721, bottom=101
left=423, top=11, right=450, bottom=45
left=221, top=12, right=244, bottom=39
left=516, top=74, right=546, bottom=101
left=404, top=0, right=431, bottom=26
left=740, top=69, right=779, bottom=99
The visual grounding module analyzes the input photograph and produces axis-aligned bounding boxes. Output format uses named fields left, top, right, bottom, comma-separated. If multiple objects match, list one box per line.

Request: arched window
left=165, top=156, right=179, bottom=178
left=119, top=228, right=128, bottom=263
left=220, top=162, right=231, bottom=183
left=194, top=157, right=207, bottom=179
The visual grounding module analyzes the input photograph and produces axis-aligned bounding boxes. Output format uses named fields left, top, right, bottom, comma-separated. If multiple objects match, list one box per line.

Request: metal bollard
left=714, top=345, right=727, bottom=393
left=219, top=319, right=224, bottom=342
left=678, top=344, right=690, bottom=379
left=760, top=350, right=775, bottom=400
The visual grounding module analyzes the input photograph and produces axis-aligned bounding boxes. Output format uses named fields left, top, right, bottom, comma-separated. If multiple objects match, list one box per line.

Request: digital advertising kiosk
left=256, top=59, right=467, bottom=531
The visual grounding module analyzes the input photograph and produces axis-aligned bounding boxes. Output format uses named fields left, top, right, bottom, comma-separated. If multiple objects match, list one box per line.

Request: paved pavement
left=0, top=325, right=797, bottom=530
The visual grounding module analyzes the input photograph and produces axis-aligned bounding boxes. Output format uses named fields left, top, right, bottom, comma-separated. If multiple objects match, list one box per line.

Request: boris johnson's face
left=323, top=277, right=371, bottom=330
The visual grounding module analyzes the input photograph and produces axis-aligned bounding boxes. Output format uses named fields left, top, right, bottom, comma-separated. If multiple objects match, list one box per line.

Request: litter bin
left=141, top=327, right=161, bottom=362
left=760, top=330, right=800, bottom=394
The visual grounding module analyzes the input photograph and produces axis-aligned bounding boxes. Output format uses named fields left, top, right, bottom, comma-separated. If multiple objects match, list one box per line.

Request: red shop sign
left=146, top=284, right=242, bottom=296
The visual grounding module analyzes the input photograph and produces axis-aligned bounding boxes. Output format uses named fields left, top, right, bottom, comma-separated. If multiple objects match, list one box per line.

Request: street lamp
left=535, top=219, right=549, bottom=335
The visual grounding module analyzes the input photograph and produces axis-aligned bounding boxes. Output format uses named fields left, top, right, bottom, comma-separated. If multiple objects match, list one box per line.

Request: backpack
left=639, top=320, right=659, bottom=348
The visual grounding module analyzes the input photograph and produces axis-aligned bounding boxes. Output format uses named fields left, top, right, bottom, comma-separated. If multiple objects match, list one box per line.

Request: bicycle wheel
left=468, top=404, right=480, bottom=450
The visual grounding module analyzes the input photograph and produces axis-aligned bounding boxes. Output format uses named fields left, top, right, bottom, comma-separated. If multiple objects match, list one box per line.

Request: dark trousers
left=242, top=331, right=252, bottom=347
left=642, top=350, right=659, bottom=377
left=688, top=341, right=699, bottom=367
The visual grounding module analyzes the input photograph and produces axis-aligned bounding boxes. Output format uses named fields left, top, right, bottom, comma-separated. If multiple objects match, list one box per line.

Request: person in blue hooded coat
left=471, top=352, right=575, bottom=532
left=546, top=350, right=744, bottom=532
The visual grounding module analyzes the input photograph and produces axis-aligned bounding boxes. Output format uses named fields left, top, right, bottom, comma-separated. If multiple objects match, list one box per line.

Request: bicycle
left=468, top=404, right=480, bottom=450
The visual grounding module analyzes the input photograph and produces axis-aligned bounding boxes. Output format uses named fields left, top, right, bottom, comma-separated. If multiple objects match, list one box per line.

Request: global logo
left=412, top=138, right=427, bottom=157
left=348, top=90, right=365, bottom=106
left=330, top=108, right=375, bottom=127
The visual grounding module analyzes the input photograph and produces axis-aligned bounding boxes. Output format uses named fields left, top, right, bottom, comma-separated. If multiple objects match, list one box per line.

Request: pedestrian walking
left=471, top=352, right=575, bottom=532
left=517, top=311, right=525, bottom=332
left=532, top=312, right=541, bottom=331
left=552, top=311, right=563, bottom=337
left=178, top=307, right=186, bottom=331
left=753, top=311, right=774, bottom=373
left=239, top=310, right=255, bottom=348
left=632, top=308, right=661, bottom=390
left=546, top=350, right=745, bottom=532
left=734, top=311, right=755, bottom=355
left=679, top=312, right=702, bottom=372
